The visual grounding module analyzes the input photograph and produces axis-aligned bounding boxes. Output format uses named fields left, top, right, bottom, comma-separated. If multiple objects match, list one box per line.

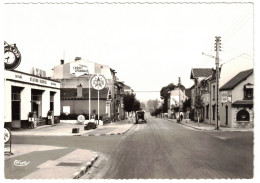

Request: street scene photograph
left=1, top=0, right=258, bottom=181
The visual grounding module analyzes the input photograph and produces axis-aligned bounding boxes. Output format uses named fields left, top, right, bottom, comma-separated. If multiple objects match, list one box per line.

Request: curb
left=82, top=123, right=135, bottom=137
left=72, top=153, right=99, bottom=179
left=166, top=118, right=205, bottom=131
left=165, top=118, right=253, bottom=132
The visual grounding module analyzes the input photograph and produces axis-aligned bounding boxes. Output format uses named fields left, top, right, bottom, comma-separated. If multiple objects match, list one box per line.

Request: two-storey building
left=219, top=69, right=254, bottom=128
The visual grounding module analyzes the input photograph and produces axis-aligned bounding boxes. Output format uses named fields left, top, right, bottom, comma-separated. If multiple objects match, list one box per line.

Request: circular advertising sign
left=4, top=128, right=11, bottom=143
left=77, top=115, right=85, bottom=123
left=91, top=74, right=107, bottom=90
left=4, top=41, right=22, bottom=70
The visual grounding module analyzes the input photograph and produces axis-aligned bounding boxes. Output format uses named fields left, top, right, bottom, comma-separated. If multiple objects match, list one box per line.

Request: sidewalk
left=5, top=144, right=98, bottom=179
left=166, top=118, right=253, bottom=132
left=11, top=119, right=135, bottom=137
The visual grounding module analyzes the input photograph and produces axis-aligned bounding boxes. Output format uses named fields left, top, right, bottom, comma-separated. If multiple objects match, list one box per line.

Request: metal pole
left=89, top=76, right=91, bottom=121
left=98, top=90, right=99, bottom=125
left=178, top=77, right=181, bottom=123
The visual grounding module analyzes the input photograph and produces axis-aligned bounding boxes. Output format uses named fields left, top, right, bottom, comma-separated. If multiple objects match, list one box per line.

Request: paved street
left=84, top=117, right=253, bottom=179
left=7, top=116, right=253, bottom=179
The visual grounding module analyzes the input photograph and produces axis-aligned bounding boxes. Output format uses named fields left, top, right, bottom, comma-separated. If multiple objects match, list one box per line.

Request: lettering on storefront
left=7, top=70, right=60, bottom=89
left=30, top=77, right=39, bottom=83
left=15, top=74, right=22, bottom=79
left=30, top=77, right=47, bottom=85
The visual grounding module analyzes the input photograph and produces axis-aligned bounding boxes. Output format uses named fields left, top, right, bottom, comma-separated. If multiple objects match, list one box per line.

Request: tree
left=123, top=93, right=135, bottom=113
left=194, top=95, right=204, bottom=126
left=133, top=100, right=141, bottom=111
left=147, top=99, right=159, bottom=112
left=160, top=83, right=176, bottom=113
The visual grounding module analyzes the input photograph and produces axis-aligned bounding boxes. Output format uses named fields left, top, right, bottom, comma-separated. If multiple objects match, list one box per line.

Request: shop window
left=236, top=110, right=250, bottom=121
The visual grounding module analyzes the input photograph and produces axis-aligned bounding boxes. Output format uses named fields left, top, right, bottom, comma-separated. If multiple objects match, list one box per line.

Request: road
left=11, top=116, right=253, bottom=179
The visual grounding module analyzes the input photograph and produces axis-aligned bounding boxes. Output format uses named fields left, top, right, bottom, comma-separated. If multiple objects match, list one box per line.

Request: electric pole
left=215, top=36, right=221, bottom=130
left=178, top=77, right=181, bottom=123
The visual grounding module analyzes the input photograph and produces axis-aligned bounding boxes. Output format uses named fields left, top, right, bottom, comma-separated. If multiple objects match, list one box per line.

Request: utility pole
left=215, top=36, right=221, bottom=130
left=178, top=77, right=181, bottom=123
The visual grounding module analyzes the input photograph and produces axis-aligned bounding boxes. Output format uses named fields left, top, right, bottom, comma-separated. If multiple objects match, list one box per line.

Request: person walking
left=180, top=114, right=183, bottom=121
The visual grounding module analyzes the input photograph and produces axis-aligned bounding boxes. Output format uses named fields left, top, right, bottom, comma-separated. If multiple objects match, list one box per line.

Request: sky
left=3, top=1, right=254, bottom=102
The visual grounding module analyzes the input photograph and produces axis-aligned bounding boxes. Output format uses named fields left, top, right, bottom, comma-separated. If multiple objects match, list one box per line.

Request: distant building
left=167, top=86, right=188, bottom=119
left=52, top=59, right=125, bottom=121
left=190, top=68, right=213, bottom=121
left=219, top=69, right=254, bottom=128
left=123, top=84, right=134, bottom=94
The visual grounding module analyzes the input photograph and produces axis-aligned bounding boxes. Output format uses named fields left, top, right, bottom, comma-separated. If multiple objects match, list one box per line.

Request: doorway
left=11, top=86, right=23, bottom=128
left=225, top=105, right=228, bottom=126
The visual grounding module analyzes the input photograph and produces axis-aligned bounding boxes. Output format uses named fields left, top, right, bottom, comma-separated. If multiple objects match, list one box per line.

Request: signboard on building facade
left=221, top=91, right=232, bottom=103
left=5, top=70, right=60, bottom=89
left=70, top=62, right=95, bottom=77
left=30, top=67, right=46, bottom=77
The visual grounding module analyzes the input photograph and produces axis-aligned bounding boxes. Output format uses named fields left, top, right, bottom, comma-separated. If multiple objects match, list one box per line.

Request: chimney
left=60, top=60, right=64, bottom=65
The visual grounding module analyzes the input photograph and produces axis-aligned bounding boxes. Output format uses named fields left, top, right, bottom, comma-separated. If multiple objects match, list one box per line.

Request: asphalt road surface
left=12, top=116, right=253, bottom=179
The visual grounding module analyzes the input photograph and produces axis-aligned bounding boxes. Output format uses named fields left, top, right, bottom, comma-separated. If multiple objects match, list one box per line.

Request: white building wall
left=54, top=89, right=61, bottom=116
left=231, top=74, right=254, bottom=102
left=4, top=81, right=12, bottom=122
left=42, top=89, right=50, bottom=118
left=20, top=85, right=31, bottom=120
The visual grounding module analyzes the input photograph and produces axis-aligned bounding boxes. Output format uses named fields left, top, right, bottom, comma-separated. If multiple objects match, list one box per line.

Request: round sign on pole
left=77, top=115, right=85, bottom=123
left=91, top=74, right=107, bottom=90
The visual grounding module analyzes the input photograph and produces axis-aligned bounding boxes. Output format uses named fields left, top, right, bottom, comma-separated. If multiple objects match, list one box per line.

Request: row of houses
left=4, top=58, right=134, bottom=129
left=167, top=56, right=254, bottom=129
left=190, top=67, right=253, bottom=128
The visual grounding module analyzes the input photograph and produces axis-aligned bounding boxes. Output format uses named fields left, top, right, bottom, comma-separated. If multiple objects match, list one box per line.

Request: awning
left=232, top=100, right=253, bottom=107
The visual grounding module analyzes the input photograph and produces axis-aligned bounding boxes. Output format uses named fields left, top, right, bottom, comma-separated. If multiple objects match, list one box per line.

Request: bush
left=60, top=113, right=69, bottom=120
left=85, top=122, right=97, bottom=130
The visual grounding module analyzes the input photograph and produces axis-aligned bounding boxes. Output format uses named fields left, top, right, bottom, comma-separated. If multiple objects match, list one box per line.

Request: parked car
left=136, top=110, right=147, bottom=124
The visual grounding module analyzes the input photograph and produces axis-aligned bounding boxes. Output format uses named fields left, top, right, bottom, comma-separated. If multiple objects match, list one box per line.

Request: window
left=206, top=105, right=209, bottom=119
left=213, top=85, right=215, bottom=100
left=244, top=88, right=253, bottom=99
left=236, top=110, right=250, bottom=121
left=77, top=84, right=82, bottom=97
left=212, top=105, right=215, bottom=120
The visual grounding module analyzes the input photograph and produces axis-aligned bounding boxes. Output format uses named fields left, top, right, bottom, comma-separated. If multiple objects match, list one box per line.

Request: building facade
left=190, top=68, right=213, bottom=121
left=219, top=69, right=254, bottom=128
left=4, top=70, right=60, bottom=129
left=52, top=59, right=125, bottom=121
left=167, top=87, right=188, bottom=119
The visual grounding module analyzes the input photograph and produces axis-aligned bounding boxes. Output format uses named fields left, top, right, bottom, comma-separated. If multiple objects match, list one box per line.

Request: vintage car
left=135, top=110, right=147, bottom=124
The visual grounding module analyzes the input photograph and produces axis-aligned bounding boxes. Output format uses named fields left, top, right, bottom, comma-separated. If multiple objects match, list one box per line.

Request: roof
left=61, top=88, right=108, bottom=100
left=190, top=68, right=213, bottom=79
left=232, top=100, right=253, bottom=107
left=220, top=69, right=253, bottom=91
left=185, top=88, right=191, bottom=98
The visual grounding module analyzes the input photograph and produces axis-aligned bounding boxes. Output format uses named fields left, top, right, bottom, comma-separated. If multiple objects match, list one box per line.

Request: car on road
left=136, top=110, right=147, bottom=124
